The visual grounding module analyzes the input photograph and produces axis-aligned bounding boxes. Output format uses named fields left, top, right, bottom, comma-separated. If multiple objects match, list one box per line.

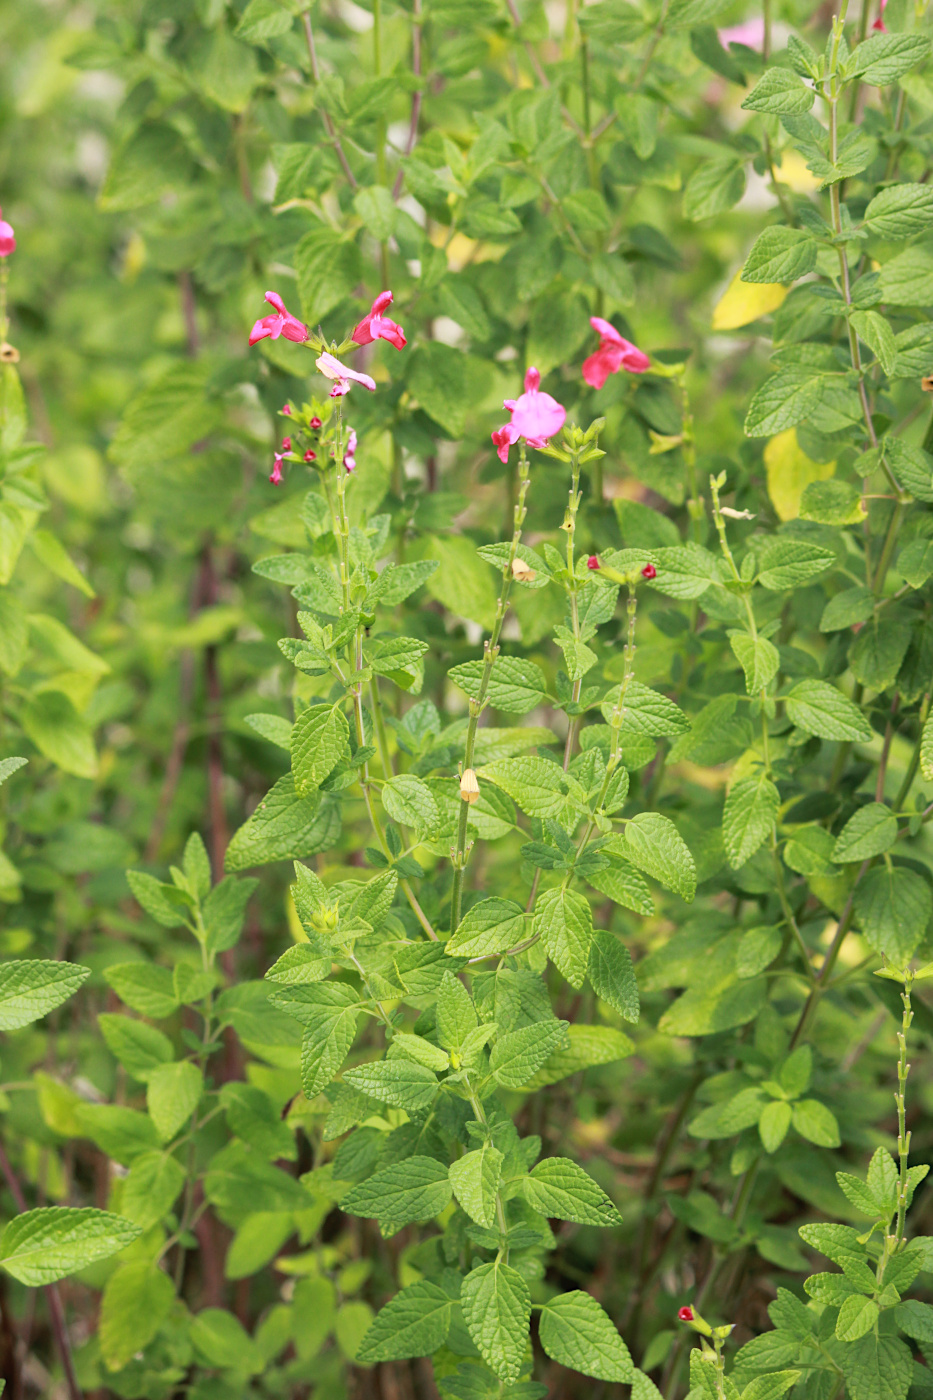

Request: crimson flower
left=249, top=291, right=309, bottom=346
left=678, top=1306, right=694, bottom=1322
left=0, top=208, right=15, bottom=259
left=352, top=291, right=407, bottom=350
left=282, top=403, right=292, bottom=415
left=642, top=563, right=657, bottom=580
left=270, top=453, right=285, bottom=486
left=872, top=0, right=887, bottom=28
left=587, top=555, right=601, bottom=570
left=491, top=422, right=520, bottom=464
left=310, top=416, right=322, bottom=430
left=304, top=450, right=316, bottom=462
left=282, top=437, right=291, bottom=452
left=582, top=317, right=650, bottom=390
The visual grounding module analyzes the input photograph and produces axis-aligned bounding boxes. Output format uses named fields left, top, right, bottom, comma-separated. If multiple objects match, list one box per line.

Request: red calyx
left=678, top=1306, right=694, bottom=1322
left=304, top=450, right=317, bottom=462
left=641, top=563, right=657, bottom=580
left=310, top=416, right=322, bottom=430
left=282, top=437, right=291, bottom=452
left=587, top=555, right=600, bottom=570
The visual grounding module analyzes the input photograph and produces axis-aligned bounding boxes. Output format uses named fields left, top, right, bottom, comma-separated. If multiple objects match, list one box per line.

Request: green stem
left=562, top=453, right=584, bottom=767
left=449, top=447, right=531, bottom=935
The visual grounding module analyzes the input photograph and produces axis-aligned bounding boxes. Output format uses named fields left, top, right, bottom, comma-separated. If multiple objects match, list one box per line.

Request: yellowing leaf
left=712, top=269, right=787, bottom=330
left=764, top=429, right=835, bottom=522
left=774, top=150, right=821, bottom=193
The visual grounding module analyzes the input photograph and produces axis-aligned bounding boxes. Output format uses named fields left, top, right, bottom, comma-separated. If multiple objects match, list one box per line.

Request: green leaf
left=683, top=156, right=746, bottom=220
left=100, top=1261, right=176, bottom=1371
left=273, top=983, right=360, bottom=1097
left=29, top=529, right=95, bottom=597
left=146, top=1060, right=204, bottom=1143
left=759, top=1100, right=792, bottom=1153
left=851, top=32, right=931, bottom=85
left=203, top=876, right=258, bottom=955
left=21, top=690, right=97, bottom=778
left=225, top=775, right=340, bottom=871
left=587, top=860, right=654, bottom=916
left=190, top=1307, right=262, bottom=1373
left=533, top=886, right=593, bottom=987
left=742, top=227, right=818, bottom=284
left=235, top=0, right=294, bottom=40
left=0, top=959, right=90, bottom=1031
left=358, top=1279, right=456, bottom=1362
left=436, top=971, right=478, bottom=1051
left=800, top=479, right=865, bottom=526
left=757, top=538, right=834, bottom=590
left=382, top=774, right=439, bottom=830
left=723, top=775, right=780, bottom=869
left=449, top=1142, right=503, bottom=1228
left=855, top=864, right=931, bottom=963
left=894, top=1299, right=933, bottom=1342
left=649, top=543, right=720, bottom=599
left=478, top=757, right=565, bottom=818
left=741, top=68, right=815, bottom=114
left=784, top=679, right=872, bottom=742
left=831, top=802, right=898, bottom=863
left=837, top=1333, right=912, bottom=1400
left=623, top=813, right=696, bottom=900
left=850, top=309, right=897, bottom=376
left=730, top=632, right=780, bottom=694
left=490, top=1019, right=570, bottom=1087
left=539, top=1291, right=634, bottom=1382
left=103, top=963, right=179, bottom=1019
left=0, top=1207, right=141, bottom=1285
left=523, top=1024, right=634, bottom=1088
left=864, top=183, right=933, bottom=239
left=460, top=1259, right=531, bottom=1382
left=343, top=1059, right=439, bottom=1111
left=291, top=704, right=349, bottom=795
left=524, top=1157, right=622, bottom=1227
left=792, top=1098, right=840, bottom=1148
left=354, top=185, right=397, bottom=242
left=98, top=1013, right=173, bottom=1082
left=120, top=1152, right=186, bottom=1230
left=745, top=371, right=824, bottom=437
left=421, top=532, right=498, bottom=629
left=343, top=1157, right=453, bottom=1231
left=126, top=870, right=192, bottom=928
left=447, top=897, right=526, bottom=957
left=587, top=930, right=639, bottom=1022
left=886, top=439, right=933, bottom=501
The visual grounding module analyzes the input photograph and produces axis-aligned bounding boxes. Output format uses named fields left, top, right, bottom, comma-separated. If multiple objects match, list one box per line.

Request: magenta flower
left=872, top=0, right=887, bottom=29
left=587, top=555, right=600, bottom=570
left=270, top=453, right=285, bottom=485
left=0, top=208, right=15, bottom=259
left=282, top=403, right=292, bottom=415
left=316, top=351, right=376, bottom=398
left=352, top=291, right=407, bottom=350
left=310, top=416, right=322, bottom=430
left=509, top=367, right=567, bottom=441
left=343, top=429, right=358, bottom=474
left=282, top=437, right=292, bottom=452
left=582, top=318, right=650, bottom=390
left=718, top=17, right=765, bottom=49
left=491, top=423, right=519, bottom=464
left=304, top=449, right=316, bottom=462
left=249, top=291, right=309, bottom=346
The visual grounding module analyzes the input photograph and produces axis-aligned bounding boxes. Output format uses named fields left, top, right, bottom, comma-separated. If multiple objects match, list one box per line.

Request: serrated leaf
left=784, top=679, right=872, bottom=741
left=358, top=1279, right=456, bottom=1362
left=460, top=1260, right=530, bottom=1382
left=0, top=1207, right=141, bottom=1285
left=291, top=703, right=349, bottom=795
left=447, top=897, right=526, bottom=958
left=449, top=1142, right=503, bottom=1228
left=343, top=1157, right=452, bottom=1230
left=831, top=802, right=898, bottom=863
left=730, top=633, right=780, bottom=694
left=533, top=886, right=593, bottom=987
left=146, top=1061, right=203, bottom=1143
left=343, top=1059, right=439, bottom=1111
left=100, top=1261, right=175, bottom=1371
left=742, top=68, right=815, bottom=114
left=539, top=1291, right=634, bottom=1381
left=587, top=930, right=639, bottom=1022
left=490, top=1019, right=569, bottom=1087
left=0, top=959, right=90, bottom=1031
left=723, top=775, right=779, bottom=869
left=523, top=1157, right=622, bottom=1226
left=624, top=813, right=696, bottom=900
left=742, top=227, right=818, bottom=285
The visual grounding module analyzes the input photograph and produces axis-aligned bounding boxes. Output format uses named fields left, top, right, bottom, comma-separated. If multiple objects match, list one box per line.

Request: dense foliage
left=4, top=0, right=933, bottom=1397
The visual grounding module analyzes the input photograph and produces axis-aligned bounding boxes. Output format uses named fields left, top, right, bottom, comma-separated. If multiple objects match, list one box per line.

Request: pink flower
left=678, top=1306, right=694, bottom=1323
left=316, top=351, right=376, bottom=398
left=587, top=555, right=600, bottom=570
left=270, top=453, right=285, bottom=485
left=352, top=291, right=407, bottom=350
left=642, top=563, right=657, bottom=580
left=0, top=209, right=15, bottom=259
left=343, top=429, right=358, bottom=474
left=718, top=17, right=765, bottom=49
left=509, top=367, right=566, bottom=441
left=491, top=423, right=519, bottom=464
left=583, top=318, right=650, bottom=390
left=304, top=450, right=316, bottom=462
left=872, top=0, right=887, bottom=29
left=282, top=403, right=292, bottom=415
left=310, top=416, right=322, bottom=430
left=282, top=437, right=292, bottom=452
left=249, top=291, right=309, bottom=346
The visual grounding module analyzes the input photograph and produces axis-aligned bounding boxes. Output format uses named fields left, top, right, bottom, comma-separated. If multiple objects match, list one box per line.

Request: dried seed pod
left=459, top=768, right=480, bottom=804
left=511, top=557, right=536, bottom=582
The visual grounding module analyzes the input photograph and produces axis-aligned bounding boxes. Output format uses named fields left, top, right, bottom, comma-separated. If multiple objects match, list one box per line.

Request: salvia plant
left=6, top=0, right=933, bottom=1397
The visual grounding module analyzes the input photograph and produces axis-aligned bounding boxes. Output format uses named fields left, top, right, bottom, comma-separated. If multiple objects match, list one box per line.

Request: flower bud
left=310, top=416, right=322, bottom=430
left=460, top=768, right=480, bottom=804
left=641, top=563, right=657, bottom=580
left=282, top=404, right=292, bottom=415
left=677, top=1304, right=712, bottom=1336
left=304, top=450, right=317, bottom=463
left=587, top=555, right=600, bottom=571
left=282, top=437, right=292, bottom=452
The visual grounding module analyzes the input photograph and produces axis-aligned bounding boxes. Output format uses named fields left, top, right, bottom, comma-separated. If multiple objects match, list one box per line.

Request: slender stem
left=392, top=0, right=423, bottom=198
left=562, top=454, right=584, bottom=768
left=893, top=976, right=913, bottom=1247
left=302, top=13, right=358, bottom=190
left=449, top=448, right=531, bottom=934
